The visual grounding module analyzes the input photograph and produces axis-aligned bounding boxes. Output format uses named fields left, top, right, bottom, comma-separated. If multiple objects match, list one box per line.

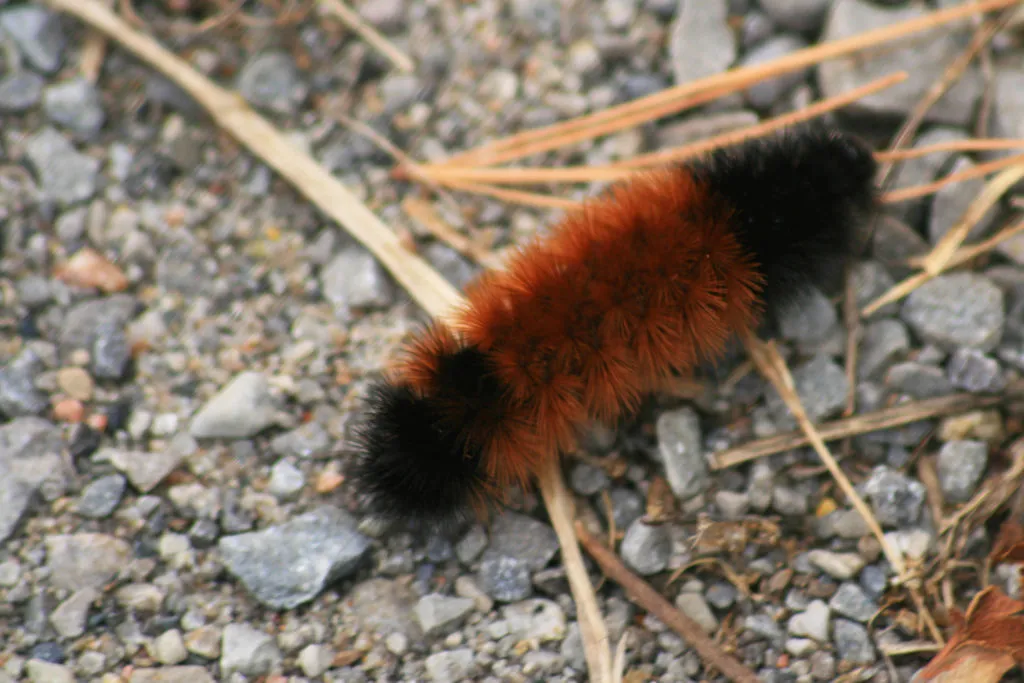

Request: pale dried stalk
left=875, top=138, right=1024, bottom=161
left=417, top=72, right=907, bottom=185
left=42, top=1, right=614, bottom=680
left=440, top=0, right=1019, bottom=168
left=316, top=0, right=414, bottom=73
left=865, top=165, right=1024, bottom=316
left=741, top=330, right=906, bottom=575
left=710, top=389, right=1009, bottom=470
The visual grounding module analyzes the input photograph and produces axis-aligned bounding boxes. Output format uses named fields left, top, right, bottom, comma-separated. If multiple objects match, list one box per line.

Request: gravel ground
left=2, top=0, right=1024, bottom=681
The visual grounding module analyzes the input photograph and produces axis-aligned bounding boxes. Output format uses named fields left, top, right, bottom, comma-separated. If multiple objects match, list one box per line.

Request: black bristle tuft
left=689, top=124, right=879, bottom=315
left=348, top=345, right=507, bottom=531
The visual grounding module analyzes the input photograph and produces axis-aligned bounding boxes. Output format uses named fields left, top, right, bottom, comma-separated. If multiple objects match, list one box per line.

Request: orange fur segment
left=392, top=167, right=763, bottom=495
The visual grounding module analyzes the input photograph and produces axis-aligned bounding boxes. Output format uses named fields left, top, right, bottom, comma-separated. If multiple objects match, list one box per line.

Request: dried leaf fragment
left=914, top=586, right=1024, bottom=682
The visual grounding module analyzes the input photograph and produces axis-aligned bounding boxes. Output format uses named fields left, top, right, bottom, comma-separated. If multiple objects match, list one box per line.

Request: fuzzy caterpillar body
left=351, top=126, right=879, bottom=528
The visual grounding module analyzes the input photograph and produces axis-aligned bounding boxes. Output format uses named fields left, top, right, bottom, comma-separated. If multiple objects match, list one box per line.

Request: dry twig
left=316, top=0, right=414, bottom=73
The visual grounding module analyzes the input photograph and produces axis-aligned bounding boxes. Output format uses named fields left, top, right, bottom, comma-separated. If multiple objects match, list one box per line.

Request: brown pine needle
left=316, top=0, right=413, bottom=73
left=417, top=72, right=907, bottom=186
left=611, top=72, right=908, bottom=170
left=877, top=5, right=1017, bottom=188
left=401, top=197, right=505, bottom=271
left=866, top=165, right=1024, bottom=316
left=439, top=0, right=1019, bottom=168
left=881, top=151, right=1024, bottom=204
left=875, top=138, right=1024, bottom=161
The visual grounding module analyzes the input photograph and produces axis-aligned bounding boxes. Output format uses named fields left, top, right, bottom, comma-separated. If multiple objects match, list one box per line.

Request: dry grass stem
left=875, top=138, right=1024, bottom=161
left=710, top=386, right=1014, bottom=470
left=316, top=0, right=414, bottom=73
left=740, top=330, right=906, bottom=575
left=439, top=0, right=1019, bottom=168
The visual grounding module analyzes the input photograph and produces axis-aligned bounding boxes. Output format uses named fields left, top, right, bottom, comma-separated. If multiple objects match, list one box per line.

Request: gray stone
left=871, top=215, right=928, bottom=278
left=130, top=667, right=214, bottom=683
left=886, top=127, right=968, bottom=227
left=862, top=465, right=926, bottom=527
left=415, top=594, right=475, bottom=636
left=833, top=618, right=875, bottom=664
left=654, top=406, right=706, bottom=500
left=885, top=361, right=954, bottom=399
left=852, top=260, right=898, bottom=319
left=104, top=447, right=185, bottom=493
left=190, top=371, right=283, bottom=439
left=787, top=599, right=830, bottom=642
left=357, top=0, right=405, bottom=31
left=620, top=519, right=671, bottom=576
left=0, top=6, right=65, bottom=73
left=58, top=295, right=136, bottom=378
left=423, top=243, right=477, bottom=291
left=858, top=319, right=910, bottom=380
left=379, top=73, right=423, bottom=114
left=220, top=623, right=281, bottom=678
left=455, top=525, right=488, bottom=565
left=487, top=511, right=559, bottom=571
left=833, top=509, right=871, bottom=539
left=902, top=273, right=1004, bottom=351
left=606, top=487, right=645, bottom=530
left=49, top=587, right=98, bottom=639
left=153, top=629, right=188, bottom=665
left=765, top=354, right=849, bottom=429
left=0, top=417, right=67, bottom=542
left=269, top=421, right=330, bottom=459
left=236, top=52, right=306, bottom=114
left=25, top=127, right=100, bottom=206
left=777, top=287, right=838, bottom=348
left=741, top=35, right=810, bottom=109
left=947, top=348, right=1005, bottom=393
left=297, top=644, right=333, bottom=678
left=992, top=67, right=1024, bottom=140
left=25, top=661, right=73, bottom=683
left=675, top=593, right=719, bottom=634
left=425, top=649, right=474, bottom=683
left=715, top=490, right=750, bottom=520
left=218, top=506, right=370, bottom=609
left=937, top=440, right=988, bottom=503
left=42, top=77, right=105, bottom=139
left=502, top=598, right=567, bottom=641
left=348, top=578, right=420, bottom=639
left=759, top=0, right=829, bottom=31
left=477, top=554, right=532, bottom=602
left=807, top=550, right=865, bottom=580
left=0, top=71, right=44, bottom=113
left=669, top=0, right=736, bottom=85
left=828, top=582, right=876, bottom=622
left=267, top=459, right=304, bottom=500
left=45, top=533, right=131, bottom=591
left=818, top=0, right=981, bottom=125
left=320, top=247, right=395, bottom=315
left=746, top=613, right=784, bottom=641
left=569, top=462, right=610, bottom=496
left=772, top=485, right=808, bottom=517
left=929, top=157, right=1000, bottom=245
left=75, top=474, right=126, bottom=518
left=0, top=348, right=48, bottom=418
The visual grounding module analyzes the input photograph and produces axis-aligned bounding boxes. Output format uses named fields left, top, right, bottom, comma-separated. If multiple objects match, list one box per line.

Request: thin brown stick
left=710, top=389, right=1011, bottom=470
left=575, top=523, right=761, bottom=683
left=876, top=7, right=1015, bottom=187
left=843, top=265, right=860, bottom=417
left=316, top=0, right=414, bottom=73
left=439, top=0, right=1019, bottom=168
left=881, top=151, right=1024, bottom=204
